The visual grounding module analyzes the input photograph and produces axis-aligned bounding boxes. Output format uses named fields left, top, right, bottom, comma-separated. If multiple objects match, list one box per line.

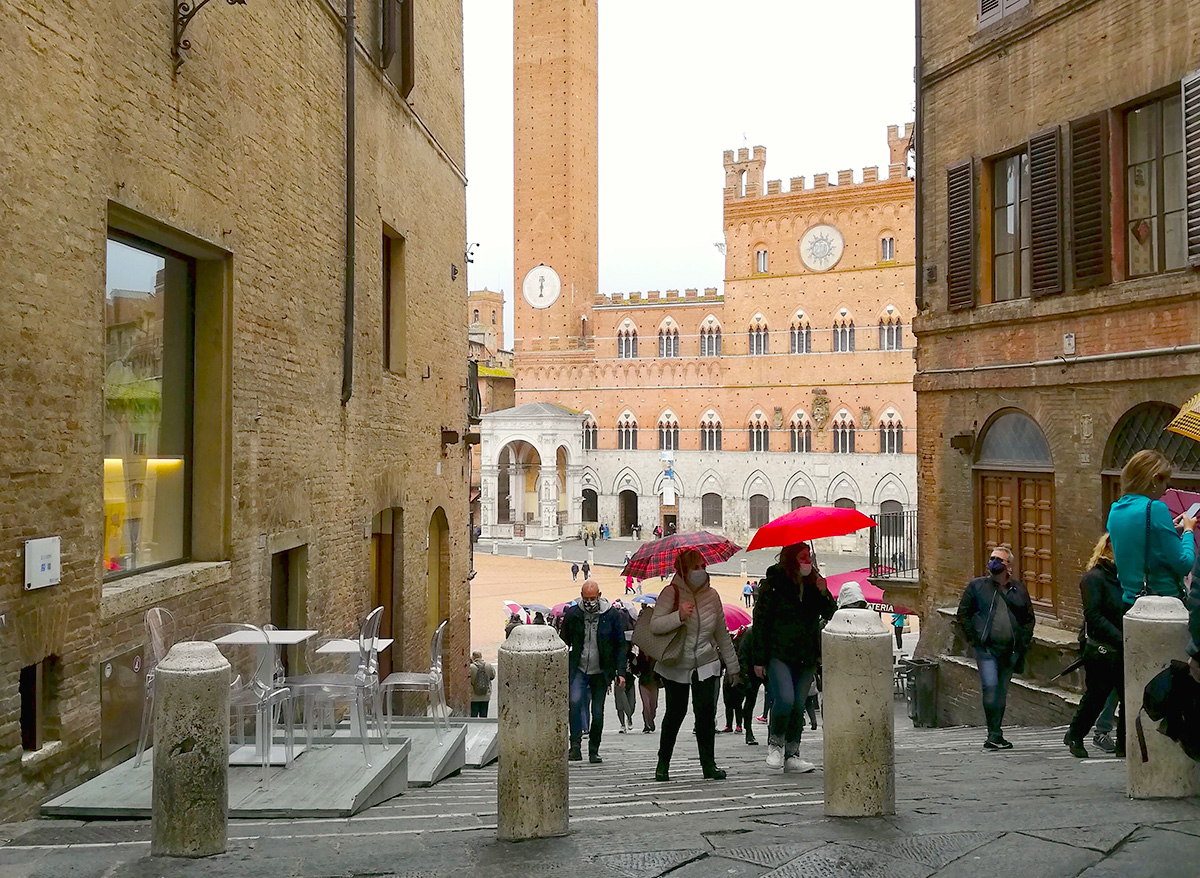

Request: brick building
left=912, top=0, right=1200, bottom=726
left=479, top=0, right=917, bottom=549
left=0, top=0, right=471, bottom=820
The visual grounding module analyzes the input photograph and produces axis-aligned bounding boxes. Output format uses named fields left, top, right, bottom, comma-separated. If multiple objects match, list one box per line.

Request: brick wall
left=0, top=0, right=469, bottom=821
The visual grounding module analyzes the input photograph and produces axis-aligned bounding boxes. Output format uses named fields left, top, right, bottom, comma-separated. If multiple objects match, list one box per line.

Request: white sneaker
left=785, top=756, right=815, bottom=773
left=765, top=744, right=784, bottom=769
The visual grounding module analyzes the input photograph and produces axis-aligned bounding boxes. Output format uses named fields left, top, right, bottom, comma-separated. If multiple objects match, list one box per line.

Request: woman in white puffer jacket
left=650, top=549, right=740, bottom=781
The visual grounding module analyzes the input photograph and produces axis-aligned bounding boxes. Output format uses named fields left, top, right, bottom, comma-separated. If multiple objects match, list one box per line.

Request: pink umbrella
left=722, top=603, right=752, bottom=632
left=551, top=600, right=574, bottom=617
left=824, top=569, right=911, bottom=615
left=502, top=600, right=523, bottom=617
left=746, top=506, right=876, bottom=552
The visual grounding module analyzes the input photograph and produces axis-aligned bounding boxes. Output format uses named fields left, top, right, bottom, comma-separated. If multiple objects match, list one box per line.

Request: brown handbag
left=632, top=585, right=686, bottom=664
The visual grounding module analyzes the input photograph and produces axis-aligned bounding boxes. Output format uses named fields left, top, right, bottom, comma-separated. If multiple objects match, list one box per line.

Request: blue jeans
left=569, top=668, right=608, bottom=754
left=766, top=659, right=815, bottom=744
left=976, top=648, right=1015, bottom=740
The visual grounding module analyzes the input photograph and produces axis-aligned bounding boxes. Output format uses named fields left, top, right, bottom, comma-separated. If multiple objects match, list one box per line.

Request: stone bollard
left=152, top=642, right=231, bottom=857
left=526, top=544, right=534, bottom=558
left=822, top=608, right=895, bottom=817
left=556, top=545, right=563, bottom=561
left=492, top=541, right=499, bottom=555
left=740, top=558, right=747, bottom=579
left=587, top=547, right=595, bottom=567
left=497, top=625, right=569, bottom=840
left=1124, top=596, right=1200, bottom=798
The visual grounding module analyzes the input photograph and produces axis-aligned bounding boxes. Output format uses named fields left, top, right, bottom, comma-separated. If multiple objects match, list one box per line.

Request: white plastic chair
left=285, top=607, right=389, bottom=766
left=135, top=607, right=176, bottom=767
left=380, top=620, right=450, bottom=739
left=193, top=622, right=296, bottom=789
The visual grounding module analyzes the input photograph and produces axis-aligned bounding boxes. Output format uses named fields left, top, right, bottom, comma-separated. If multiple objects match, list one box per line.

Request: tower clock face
left=799, top=224, right=845, bottom=272
left=521, top=264, right=562, bottom=309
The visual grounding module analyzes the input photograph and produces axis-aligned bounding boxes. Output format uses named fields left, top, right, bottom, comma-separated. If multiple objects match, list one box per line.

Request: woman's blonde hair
left=1086, top=532, right=1113, bottom=570
left=1121, top=449, right=1172, bottom=497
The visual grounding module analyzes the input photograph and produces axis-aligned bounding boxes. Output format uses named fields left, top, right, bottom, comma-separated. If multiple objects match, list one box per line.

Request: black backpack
left=1136, top=659, right=1200, bottom=763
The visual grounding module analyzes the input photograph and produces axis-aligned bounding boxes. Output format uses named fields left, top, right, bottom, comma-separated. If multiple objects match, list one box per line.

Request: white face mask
left=798, top=563, right=813, bottom=576
left=687, top=569, right=707, bottom=587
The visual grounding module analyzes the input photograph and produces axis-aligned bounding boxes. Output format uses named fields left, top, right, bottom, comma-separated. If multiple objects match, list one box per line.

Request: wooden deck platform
left=41, top=737, right=410, bottom=820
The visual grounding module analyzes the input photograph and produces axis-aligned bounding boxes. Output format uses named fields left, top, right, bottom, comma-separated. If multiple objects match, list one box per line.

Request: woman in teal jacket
left=1106, top=450, right=1196, bottom=605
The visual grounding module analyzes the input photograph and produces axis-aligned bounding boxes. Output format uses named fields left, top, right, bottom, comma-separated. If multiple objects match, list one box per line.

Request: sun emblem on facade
left=800, top=224, right=845, bottom=272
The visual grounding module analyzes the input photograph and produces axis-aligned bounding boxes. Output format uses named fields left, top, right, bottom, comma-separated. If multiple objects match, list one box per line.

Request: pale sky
left=463, top=0, right=916, bottom=347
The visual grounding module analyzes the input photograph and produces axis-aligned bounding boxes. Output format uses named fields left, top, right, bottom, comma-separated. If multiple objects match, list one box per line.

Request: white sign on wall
left=25, top=536, right=61, bottom=590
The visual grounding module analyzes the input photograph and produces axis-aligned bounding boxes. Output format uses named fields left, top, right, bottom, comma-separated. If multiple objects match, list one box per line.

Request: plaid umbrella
left=620, top=531, right=742, bottom=580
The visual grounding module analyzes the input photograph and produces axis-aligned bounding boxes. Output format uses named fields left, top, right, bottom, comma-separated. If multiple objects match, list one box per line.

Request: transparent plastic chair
left=284, top=606, right=389, bottom=767
left=136, top=607, right=177, bottom=767
left=380, top=619, right=450, bottom=739
left=192, top=622, right=296, bottom=790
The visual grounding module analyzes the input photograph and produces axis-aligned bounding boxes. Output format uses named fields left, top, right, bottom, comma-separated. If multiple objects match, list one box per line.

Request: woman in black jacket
left=1064, top=533, right=1126, bottom=758
left=751, top=542, right=837, bottom=772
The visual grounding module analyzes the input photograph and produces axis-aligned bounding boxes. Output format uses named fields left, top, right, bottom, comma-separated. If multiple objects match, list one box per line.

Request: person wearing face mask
left=560, top=579, right=628, bottom=763
left=957, top=545, right=1036, bottom=750
left=650, top=549, right=740, bottom=781
left=751, top=542, right=837, bottom=772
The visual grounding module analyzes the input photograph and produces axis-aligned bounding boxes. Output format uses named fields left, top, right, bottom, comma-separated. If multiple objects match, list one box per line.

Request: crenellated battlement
left=724, top=124, right=913, bottom=202
left=594, top=287, right=723, bottom=308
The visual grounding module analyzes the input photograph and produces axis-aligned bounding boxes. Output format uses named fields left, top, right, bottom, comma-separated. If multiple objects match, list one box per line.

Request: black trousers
left=743, top=679, right=761, bottom=726
left=1068, top=653, right=1125, bottom=749
left=723, top=677, right=745, bottom=728
left=658, top=673, right=719, bottom=770
left=470, top=701, right=489, bottom=718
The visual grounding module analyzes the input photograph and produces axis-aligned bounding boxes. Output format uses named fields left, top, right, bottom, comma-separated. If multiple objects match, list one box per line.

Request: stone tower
left=513, top=0, right=598, bottom=366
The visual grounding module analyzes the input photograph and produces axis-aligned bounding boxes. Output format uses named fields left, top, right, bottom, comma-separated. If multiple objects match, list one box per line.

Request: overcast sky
left=464, top=0, right=916, bottom=345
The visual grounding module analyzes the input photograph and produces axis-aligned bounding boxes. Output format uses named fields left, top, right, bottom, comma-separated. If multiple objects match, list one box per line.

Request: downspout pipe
left=914, top=0, right=924, bottom=312
left=341, top=0, right=356, bottom=405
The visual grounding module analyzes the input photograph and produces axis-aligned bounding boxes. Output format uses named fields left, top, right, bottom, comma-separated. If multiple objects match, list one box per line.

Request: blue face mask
left=987, top=557, right=1007, bottom=576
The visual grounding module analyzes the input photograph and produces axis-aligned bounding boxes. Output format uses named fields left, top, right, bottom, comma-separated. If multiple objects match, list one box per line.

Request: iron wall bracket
left=173, top=0, right=247, bottom=74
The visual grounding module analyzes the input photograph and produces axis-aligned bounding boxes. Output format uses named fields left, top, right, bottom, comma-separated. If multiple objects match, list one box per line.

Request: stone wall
left=0, top=0, right=469, bottom=821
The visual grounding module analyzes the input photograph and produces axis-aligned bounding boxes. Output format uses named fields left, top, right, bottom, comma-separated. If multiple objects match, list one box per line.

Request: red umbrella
left=722, top=603, right=752, bottom=631
left=746, top=505, right=876, bottom=552
left=621, top=531, right=742, bottom=580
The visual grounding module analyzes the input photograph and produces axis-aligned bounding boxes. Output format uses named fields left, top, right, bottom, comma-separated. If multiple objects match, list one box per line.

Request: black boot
left=655, top=759, right=670, bottom=781
left=745, top=728, right=758, bottom=746
left=569, top=740, right=582, bottom=761
left=701, top=763, right=727, bottom=780
left=1064, top=732, right=1088, bottom=758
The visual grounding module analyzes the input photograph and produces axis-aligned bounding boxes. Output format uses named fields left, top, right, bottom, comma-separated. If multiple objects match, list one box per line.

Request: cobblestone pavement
left=4, top=701, right=1200, bottom=878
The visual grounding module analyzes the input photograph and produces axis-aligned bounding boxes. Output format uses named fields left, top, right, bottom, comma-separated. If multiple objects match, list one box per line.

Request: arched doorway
left=975, top=410, right=1054, bottom=609
left=582, top=489, right=598, bottom=523
left=1102, top=401, right=1200, bottom=514
left=427, top=508, right=450, bottom=637
left=496, top=440, right=541, bottom=527
left=833, top=497, right=857, bottom=510
left=619, top=490, right=639, bottom=536
left=790, top=495, right=812, bottom=510
left=749, top=494, right=770, bottom=529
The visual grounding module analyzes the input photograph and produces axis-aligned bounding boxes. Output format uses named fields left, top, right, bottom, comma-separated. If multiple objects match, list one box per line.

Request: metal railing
left=869, top=508, right=919, bottom=579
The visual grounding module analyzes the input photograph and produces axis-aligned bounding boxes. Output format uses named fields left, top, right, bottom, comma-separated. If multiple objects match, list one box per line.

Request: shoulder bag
left=632, top=584, right=686, bottom=664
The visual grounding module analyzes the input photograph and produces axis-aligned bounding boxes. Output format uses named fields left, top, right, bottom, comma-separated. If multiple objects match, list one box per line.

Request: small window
left=20, top=657, right=57, bottom=751
left=700, top=326, right=722, bottom=357
left=833, top=417, right=856, bottom=453
left=790, top=417, right=813, bottom=452
left=790, top=320, right=811, bottom=354
left=491, top=310, right=496, bottom=325
left=700, top=419, right=723, bottom=451
left=381, top=0, right=415, bottom=97
left=617, top=329, right=639, bottom=359
left=755, top=249, right=768, bottom=273
left=879, top=419, right=904, bottom=454
left=878, top=316, right=902, bottom=351
left=748, top=418, right=770, bottom=452
left=582, top=418, right=598, bottom=451
left=1126, top=93, right=1186, bottom=277
left=881, top=237, right=895, bottom=261
left=832, top=319, right=855, bottom=353
left=749, top=325, right=770, bottom=356
left=979, top=0, right=1029, bottom=28
left=658, top=328, right=679, bottom=358
left=702, top=493, right=723, bottom=527
left=618, top=418, right=638, bottom=450
left=383, top=228, right=407, bottom=373
left=658, top=418, right=679, bottom=451
left=749, top=494, right=770, bottom=529
left=473, top=309, right=479, bottom=323
left=992, top=150, right=1032, bottom=301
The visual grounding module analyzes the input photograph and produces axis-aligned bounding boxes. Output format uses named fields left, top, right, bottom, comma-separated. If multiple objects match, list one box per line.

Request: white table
left=213, top=628, right=318, bottom=765
left=314, top=638, right=394, bottom=735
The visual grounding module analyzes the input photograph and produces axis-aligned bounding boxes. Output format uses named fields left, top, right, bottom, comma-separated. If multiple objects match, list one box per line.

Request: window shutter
left=1183, top=70, right=1200, bottom=265
left=979, top=0, right=1001, bottom=26
left=1028, top=128, right=1063, bottom=296
left=399, top=0, right=415, bottom=98
left=382, top=0, right=398, bottom=68
left=946, top=161, right=976, bottom=310
left=1069, top=114, right=1110, bottom=287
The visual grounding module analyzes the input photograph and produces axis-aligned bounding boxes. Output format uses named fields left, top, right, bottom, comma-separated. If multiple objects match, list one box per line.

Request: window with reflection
left=104, top=235, right=194, bottom=576
left=1126, top=94, right=1185, bottom=277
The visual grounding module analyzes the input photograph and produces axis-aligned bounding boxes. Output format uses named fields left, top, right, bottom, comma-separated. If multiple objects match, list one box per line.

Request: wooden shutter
left=1183, top=69, right=1200, bottom=265
left=1028, top=128, right=1063, bottom=296
left=382, top=0, right=415, bottom=97
left=382, top=0, right=398, bottom=68
left=979, top=0, right=1002, bottom=26
left=946, top=161, right=976, bottom=310
left=1069, top=114, right=1110, bottom=287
